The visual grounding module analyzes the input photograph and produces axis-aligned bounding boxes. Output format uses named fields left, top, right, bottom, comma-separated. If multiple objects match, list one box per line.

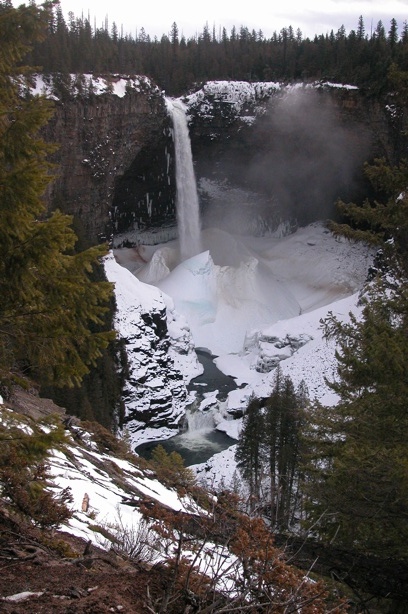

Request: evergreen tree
left=0, top=1, right=114, bottom=393
left=0, top=406, right=73, bottom=528
left=235, top=395, right=266, bottom=509
left=332, top=159, right=408, bottom=270
left=150, top=444, right=196, bottom=490
left=264, top=368, right=306, bottom=529
left=304, top=279, right=408, bottom=559
left=236, top=375, right=306, bottom=525
left=304, top=156, right=408, bottom=565
left=357, top=15, right=365, bottom=41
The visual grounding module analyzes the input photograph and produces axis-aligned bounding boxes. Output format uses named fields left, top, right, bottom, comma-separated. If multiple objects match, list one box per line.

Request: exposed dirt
left=0, top=526, right=162, bottom=613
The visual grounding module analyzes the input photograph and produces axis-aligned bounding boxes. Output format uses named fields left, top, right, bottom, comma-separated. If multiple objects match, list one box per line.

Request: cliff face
left=104, top=253, right=201, bottom=447
left=42, top=78, right=175, bottom=245
left=185, top=82, right=402, bottom=233
left=38, top=78, right=406, bottom=440
left=41, top=78, right=406, bottom=247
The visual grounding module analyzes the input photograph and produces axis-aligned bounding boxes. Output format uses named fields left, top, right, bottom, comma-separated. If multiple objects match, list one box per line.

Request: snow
left=104, top=252, right=201, bottom=385
left=27, top=74, right=160, bottom=100
left=117, top=222, right=372, bottom=358
left=21, top=216, right=370, bottom=544
left=184, top=80, right=359, bottom=124
left=2, top=591, right=45, bottom=603
left=104, top=253, right=202, bottom=446
left=113, top=221, right=373, bottom=487
left=185, top=81, right=283, bottom=118
left=2, top=78, right=378, bottom=590
left=46, top=433, right=202, bottom=547
left=194, top=445, right=239, bottom=491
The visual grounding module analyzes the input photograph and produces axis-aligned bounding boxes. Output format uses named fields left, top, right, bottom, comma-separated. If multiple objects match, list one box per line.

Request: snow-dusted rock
left=244, top=329, right=313, bottom=372
left=185, top=80, right=283, bottom=126
left=104, top=253, right=202, bottom=447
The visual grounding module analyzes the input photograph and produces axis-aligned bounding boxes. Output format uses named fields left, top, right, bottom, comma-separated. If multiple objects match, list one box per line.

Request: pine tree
left=264, top=368, right=306, bottom=529
left=0, top=406, right=73, bottom=528
left=0, top=2, right=114, bottom=393
left=331, top=152, right=408, bottom=267
left=303, top=154, right=408, bottom=570
left=235, top=395, right=266, bottom=509
left=150, top=445, right=196, bottom=491
left=304, top=280, right=408, bottom=559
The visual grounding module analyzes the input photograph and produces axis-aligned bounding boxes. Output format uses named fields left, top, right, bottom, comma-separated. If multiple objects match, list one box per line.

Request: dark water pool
left=188, top=349, right=237, bottom=399
left=135, top=428, right=234, bottom=466
left=136, top=350, right=237, bottom=466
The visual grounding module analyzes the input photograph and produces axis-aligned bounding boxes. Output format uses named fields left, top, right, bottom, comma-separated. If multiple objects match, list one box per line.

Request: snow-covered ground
left=28, top=73, right=160, bottom=100
left=0, top=404, right=205, bottom=549
left=116, top=223, right=372, bottom=357
left=0, top=222, right=373, bottom=569
left=113, top=221, right=374, bottom=485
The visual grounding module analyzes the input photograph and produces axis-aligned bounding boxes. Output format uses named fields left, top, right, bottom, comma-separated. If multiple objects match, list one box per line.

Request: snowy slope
left=0, top=403, right=203, bottom=549
left=193, top=291, right=364, bottom=489
left=112, top=222, right=373, bottom=487
left=117, top=222, right=372, bottom=358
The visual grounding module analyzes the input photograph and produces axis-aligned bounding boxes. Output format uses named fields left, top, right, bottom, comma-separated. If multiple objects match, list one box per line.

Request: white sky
left=58, top=0, right=408, bottom=40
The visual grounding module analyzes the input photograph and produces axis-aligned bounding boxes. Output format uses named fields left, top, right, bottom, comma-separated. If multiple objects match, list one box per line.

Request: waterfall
left=186, top=409, right=215, bottom=433
left=167, top=98, right=202, bottom=261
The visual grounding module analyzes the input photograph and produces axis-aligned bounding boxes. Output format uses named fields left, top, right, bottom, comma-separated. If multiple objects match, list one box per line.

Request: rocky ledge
left=104, top=253, right=202, bottom=448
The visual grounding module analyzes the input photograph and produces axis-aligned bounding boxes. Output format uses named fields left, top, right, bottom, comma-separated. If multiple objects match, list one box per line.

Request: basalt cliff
left=38, top=77, right=405, bottom=439
left=40, top=77, right=405, bottom=248
left=41, top=75, right=176, bottom=245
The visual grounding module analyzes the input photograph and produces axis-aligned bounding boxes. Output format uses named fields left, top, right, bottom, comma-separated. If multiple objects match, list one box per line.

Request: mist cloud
left=246, top=88, right=371, bottom=224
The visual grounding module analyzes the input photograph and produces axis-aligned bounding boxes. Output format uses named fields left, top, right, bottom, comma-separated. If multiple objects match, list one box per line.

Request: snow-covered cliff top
left=27, top=73, right=161, bottom=100
left=184, top=79, right=358, bottom=121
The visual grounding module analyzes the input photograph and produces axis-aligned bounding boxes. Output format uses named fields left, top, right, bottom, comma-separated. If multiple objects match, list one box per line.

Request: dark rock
left=42, top=83, right=175, bottom=245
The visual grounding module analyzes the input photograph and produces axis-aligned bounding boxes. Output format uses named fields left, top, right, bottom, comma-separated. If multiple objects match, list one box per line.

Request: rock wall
left=41, top=78, right=406, bottom=247
left=42, top=78, right=176, bottom=245
left=104, top=253, right=202, bottom=447
left=185, top=81, right=401, bottom=232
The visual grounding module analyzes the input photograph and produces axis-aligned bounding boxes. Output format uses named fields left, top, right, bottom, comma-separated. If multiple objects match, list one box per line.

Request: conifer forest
left=26, top=5, right=408, bottom=96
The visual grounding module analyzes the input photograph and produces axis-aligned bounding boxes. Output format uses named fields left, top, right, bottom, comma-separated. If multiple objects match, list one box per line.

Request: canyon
left=40, top=77, right=402, bottom=247
left=37, top=76, right=400, bottom=450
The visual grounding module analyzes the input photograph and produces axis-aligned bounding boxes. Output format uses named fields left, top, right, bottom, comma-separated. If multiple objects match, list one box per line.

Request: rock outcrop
left=41, top=75, right=175, bottom=244
left=104, top=253, right=201, bottom=447
left=40, top=77, right=406, bottom=246
left=184, top=81, right=379, bottom=231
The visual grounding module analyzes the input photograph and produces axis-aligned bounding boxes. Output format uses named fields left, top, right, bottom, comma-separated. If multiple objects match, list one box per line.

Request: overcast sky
left=58, top=0, right=407, bottom=40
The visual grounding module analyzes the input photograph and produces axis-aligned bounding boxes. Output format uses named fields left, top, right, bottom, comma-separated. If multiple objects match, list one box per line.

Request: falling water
left=167, top=98, right=202, bottom=261
left=186, top=408, right=215, bottom=433
left=135, top=350, right=237, bottom=465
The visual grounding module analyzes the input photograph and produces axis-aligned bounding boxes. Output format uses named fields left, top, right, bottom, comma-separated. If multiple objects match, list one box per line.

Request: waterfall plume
left=167, top=98, right=202, bottom=261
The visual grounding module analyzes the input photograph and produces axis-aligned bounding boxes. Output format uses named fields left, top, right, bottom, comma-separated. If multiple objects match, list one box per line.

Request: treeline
left=0, top=0, right=122, bottom=428
left=26, top=4, right=408, bottom=95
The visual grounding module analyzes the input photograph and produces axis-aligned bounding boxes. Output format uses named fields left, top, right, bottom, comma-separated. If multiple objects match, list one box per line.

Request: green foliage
left=303, top=279, right=408, bottom=558
left=235, top=371, right=308, bottom=528
left=332, top=157, right=408, bottom=257
left=235, top=395, right=265, bottom=507
left=264, top=369, right=307, bottom=528
left=150, top=444, right=196, bottom=491
left=0, top=1, right=115, bottom=393
left=302, top=154, right=408, bottom=586
left=0, top=407, right=73, bottom=528
left=22, top=6, right=408, bottom=96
